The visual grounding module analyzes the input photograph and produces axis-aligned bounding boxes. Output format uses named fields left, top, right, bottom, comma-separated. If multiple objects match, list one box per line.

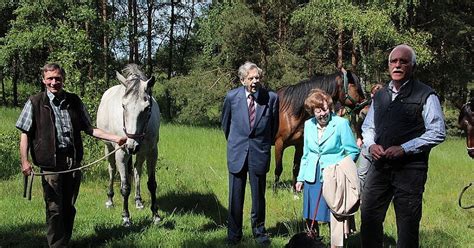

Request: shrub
left=444, top=108, right=463, bottom=137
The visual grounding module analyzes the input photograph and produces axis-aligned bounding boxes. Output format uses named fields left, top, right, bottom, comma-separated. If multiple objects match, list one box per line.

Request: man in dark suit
left=221, top=61, right=279, bottom=245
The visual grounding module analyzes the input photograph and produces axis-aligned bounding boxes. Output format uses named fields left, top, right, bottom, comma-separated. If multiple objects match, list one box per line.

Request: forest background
left=0, top=0, right=472, bottom=134
left=0, top=1, right=473, bottom=246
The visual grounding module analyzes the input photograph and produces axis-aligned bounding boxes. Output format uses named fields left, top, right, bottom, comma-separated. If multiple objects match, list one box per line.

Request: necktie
left=248, top=94, right=256, bottom=129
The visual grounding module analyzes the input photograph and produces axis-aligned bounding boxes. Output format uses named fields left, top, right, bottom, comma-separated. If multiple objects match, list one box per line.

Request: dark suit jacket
left=221, top=86, right=279, bottom=175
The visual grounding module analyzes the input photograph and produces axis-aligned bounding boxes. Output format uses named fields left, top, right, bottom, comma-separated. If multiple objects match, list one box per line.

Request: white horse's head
left=117, top=64, right=155, bottom=154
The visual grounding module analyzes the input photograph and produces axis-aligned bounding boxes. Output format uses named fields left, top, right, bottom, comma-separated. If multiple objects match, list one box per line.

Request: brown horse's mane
left=277, top=72, right=341, bottom=118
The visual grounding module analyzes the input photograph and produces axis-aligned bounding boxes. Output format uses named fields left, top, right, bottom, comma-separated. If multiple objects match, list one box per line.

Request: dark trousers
left=360, top=164, right=427, bottom=248
left=227, top=162, right=267, bottom=241
left=41, top=152, right=81, bottom=248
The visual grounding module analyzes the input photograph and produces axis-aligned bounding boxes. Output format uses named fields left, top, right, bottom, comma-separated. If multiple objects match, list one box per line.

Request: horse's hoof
left=122, top=217, right=131, bottom=227
left=153, top=215, right=162, bottom=225
left=136, top=200, right=144, bottom=209
left=105, top=201, right=114, bottom=208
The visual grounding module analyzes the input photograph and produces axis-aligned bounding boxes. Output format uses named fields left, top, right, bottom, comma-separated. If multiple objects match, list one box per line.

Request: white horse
left=97, top=64, right=161, bottom=226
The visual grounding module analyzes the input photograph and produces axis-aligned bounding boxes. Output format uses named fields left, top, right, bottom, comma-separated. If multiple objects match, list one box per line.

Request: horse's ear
left=147, top=76, right=155, bottom=89
left=116, top=71, right=127, bottom=86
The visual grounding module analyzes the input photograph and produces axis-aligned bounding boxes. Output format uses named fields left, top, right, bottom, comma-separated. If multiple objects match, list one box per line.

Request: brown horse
left=274, top=70, right=367, bottom=189
left=459, top=98, right=474, bottom=158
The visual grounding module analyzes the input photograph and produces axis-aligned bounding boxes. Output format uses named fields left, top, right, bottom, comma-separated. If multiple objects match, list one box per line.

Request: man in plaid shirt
left=16, top=63, right=127, bottom=248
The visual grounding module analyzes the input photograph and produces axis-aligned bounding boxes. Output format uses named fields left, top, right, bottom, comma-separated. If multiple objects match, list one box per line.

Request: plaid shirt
left=16, top=91, right=92, bottom=149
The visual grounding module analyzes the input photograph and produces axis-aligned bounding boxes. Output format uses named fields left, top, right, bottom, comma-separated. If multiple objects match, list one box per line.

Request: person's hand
left=356, top=138, right=363, bottom=148
left=385, top=146, right=405, bottom=159
left=21, top=161, right=32, bottom=176
left=369, top=144, right=385, bottom=160
left=295, top=182, right=304, bottom=192
left=117, top=136, right=127, bottom=146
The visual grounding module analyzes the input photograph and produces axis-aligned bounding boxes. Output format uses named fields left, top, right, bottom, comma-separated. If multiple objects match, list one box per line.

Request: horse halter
left=461, top=101, right=474, bottom=153
left=342, top=71, right=360, bottom=107
left=341, top=70, right=369, bottom=114
left=122, top=98, right=153, bottom=140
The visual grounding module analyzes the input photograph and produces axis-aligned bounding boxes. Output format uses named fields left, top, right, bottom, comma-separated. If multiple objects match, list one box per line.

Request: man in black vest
left=16, top=63, right=127, bottom=248
left=360, top=45, right=446, bottom=247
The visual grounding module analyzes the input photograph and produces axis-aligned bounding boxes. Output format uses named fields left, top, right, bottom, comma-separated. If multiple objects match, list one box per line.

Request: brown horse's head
left=335, top=69, right=366, bottom=112
left=459, top=100, right=474, bottom=158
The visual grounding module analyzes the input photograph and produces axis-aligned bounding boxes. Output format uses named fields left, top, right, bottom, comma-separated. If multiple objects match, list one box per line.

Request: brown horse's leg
left=273, top=138, right=284, bottom=191
left=292, top=143, right=303, bottom=191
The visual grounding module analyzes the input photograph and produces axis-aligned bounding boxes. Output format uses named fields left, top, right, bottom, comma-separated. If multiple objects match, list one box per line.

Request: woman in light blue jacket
left=295, top=89, right=359, bottom=243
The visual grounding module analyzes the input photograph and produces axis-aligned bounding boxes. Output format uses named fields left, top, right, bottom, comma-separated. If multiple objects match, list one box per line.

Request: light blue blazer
left=297, top=114, right=359, bottom=183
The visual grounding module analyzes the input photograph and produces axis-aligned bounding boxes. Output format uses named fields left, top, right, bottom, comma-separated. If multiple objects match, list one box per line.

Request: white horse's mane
left=122, top=64, right=146, bottom=79
left=121, top=64, right=148, bottom=96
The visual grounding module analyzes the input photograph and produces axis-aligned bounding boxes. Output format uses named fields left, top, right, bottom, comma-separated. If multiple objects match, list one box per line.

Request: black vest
left=29, top=91, right=90, bottom=169
left=373, top=79, right=434, bottom=168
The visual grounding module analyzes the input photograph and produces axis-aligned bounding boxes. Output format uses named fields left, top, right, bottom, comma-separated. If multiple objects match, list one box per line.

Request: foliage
left=291, top=1, right=432, bottom=83
left=165, top=3, right=265, bottom=124
left=0, top=1, right=472, bottom=124
left=0, top=0, right=97, bottom=89
left=0, top=107, right=21, bottom=179
left=444, top=107, right=464, bottom=137
left=197, top=3, right=265, bottom=71
left=1, top=78, right=40, bottom=106
left=167, top=68, right=233, bottom=125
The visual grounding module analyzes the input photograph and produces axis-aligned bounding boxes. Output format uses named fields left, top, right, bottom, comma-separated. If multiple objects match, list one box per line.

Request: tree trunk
left=110, top=0, right=117, bottom=62
left=102, top=0, right=109, bottom=87
left=337, top=26, right=343, bottom=70
left=165, top=0, right=176, bottom=120
left=307, top=45, right=312, bottom=76
left=168, top=0, right=175, bottom=80
left=351, top=30, right=357, bottom=73
left=180, top=0, right=195, bottom=72
left=0, top=67, right=5, bottom=105
left=12, top=55, right=19, bottom=107
left=133, top=0, right=139, bottom=64
left=258, top=2, right=268, bottom=72
left=128, top=0, right=134, bottom=63
left=85, top=20, right=94, bottom=82
left=146, top=0, right=154, bottom=76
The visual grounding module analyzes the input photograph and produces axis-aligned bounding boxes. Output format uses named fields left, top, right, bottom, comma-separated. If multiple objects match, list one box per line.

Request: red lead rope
left=307, top=185, right=323, bottom=236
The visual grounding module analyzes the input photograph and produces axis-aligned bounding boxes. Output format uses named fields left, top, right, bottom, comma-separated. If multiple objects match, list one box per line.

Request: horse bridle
left=122, top=98, right=153, bottom=140
left=461, top=101, right=474, bottom=153
left=341, top=70, right=371, bottom=114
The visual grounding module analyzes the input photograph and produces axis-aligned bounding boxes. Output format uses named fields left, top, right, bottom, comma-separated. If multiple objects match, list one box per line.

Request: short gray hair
left=42, top=63, right=66, bottom=79
left=238, top=61, right=262, bottom=81
left=388, top=44, right=417, bottom=65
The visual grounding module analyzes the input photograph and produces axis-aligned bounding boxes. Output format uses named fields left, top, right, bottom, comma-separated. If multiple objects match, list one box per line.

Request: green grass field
left=0, top=107, right=472, bottom=247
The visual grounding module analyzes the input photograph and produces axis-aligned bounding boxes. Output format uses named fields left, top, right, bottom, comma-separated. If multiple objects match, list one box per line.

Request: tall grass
left=0, top=107, right=472, bottom=247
